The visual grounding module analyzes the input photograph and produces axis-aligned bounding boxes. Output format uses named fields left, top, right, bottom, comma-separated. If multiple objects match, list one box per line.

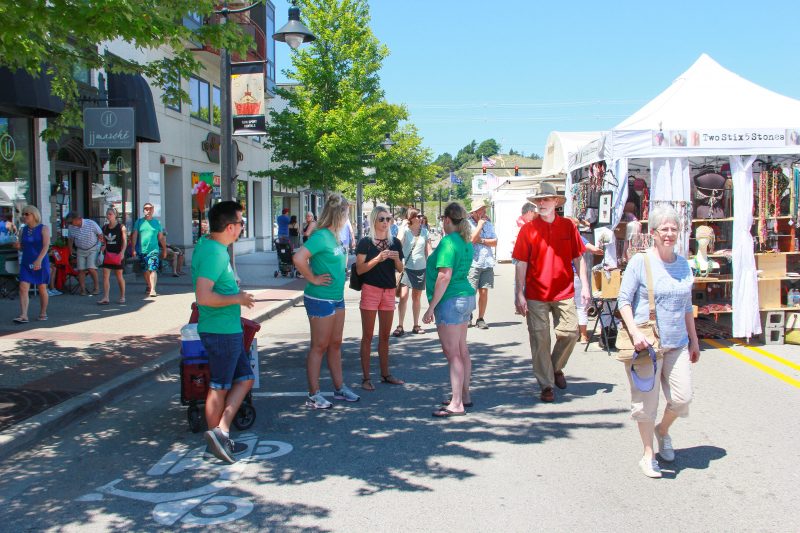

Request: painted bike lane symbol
left=77, top=433, right=292, bottom=526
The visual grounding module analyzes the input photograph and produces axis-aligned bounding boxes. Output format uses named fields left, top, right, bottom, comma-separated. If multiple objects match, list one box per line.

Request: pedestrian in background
left=288, top=215, right=301, bottom=249
left=293, top=193, right=360, bottom=409
left=467, top=204, right=497, bottom=329
left=394, top=208, right=431, bottom=336
left=617, top=205, right=700, bottom=479
left=423, top=202, right=476, bottom=417
left=97, top=207, right=127, bottom=305
left=356, top=205, right=405, bottom=390
left=276, top=207, right=290, bottom=243
left=131, top=203, right=166, bottom=297
left=302, top=211, right=316, bottom=243
left=13, top=206, right=50, bottom=323
left=512, top=183, right=589, bottom=403
left=66, top=211, right=103, bottom=296
left=193, top=201, right=255, bottom=464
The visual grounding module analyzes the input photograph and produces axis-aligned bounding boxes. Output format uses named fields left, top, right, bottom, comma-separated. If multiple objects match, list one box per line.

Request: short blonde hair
left=22, top=205, right=41, bottom=225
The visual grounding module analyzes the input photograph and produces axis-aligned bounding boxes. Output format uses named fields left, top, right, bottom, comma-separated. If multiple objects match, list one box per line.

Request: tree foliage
left=0, top=0, right=253, bottom=138
left=475, top=138, right=500, bottom=159
left=263, top=0, right=413, bottom=193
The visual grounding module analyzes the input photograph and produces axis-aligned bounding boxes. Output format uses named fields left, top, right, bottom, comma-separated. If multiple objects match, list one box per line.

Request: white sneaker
left=654, top=427, right=675, bottom=462
left=306, top=391, right=332, bottom=410
left=48, top=289, right=62, bottom=296
left=639, top=456, right=662, bottom=478
left=333, top=384, right=360, bottom=402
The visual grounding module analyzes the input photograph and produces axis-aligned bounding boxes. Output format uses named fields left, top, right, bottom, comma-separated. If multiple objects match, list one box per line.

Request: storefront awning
left=0, top=66, right=64, bottom=118
left=107, top=72, right=161, bottom=143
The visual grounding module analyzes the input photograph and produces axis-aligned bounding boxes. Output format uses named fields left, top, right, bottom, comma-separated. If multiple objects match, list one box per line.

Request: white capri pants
left=573, top=274, right=587, bottom=326
left=627, top=345, right=693, bottom=421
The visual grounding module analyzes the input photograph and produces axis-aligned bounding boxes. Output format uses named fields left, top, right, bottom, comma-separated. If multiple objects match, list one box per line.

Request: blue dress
left=19, top=224, right=50, bottom=285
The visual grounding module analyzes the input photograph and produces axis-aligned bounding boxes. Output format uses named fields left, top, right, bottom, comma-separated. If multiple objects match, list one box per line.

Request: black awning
left=107, top=72, right=161, bottom=143
left=0, top=66, right=64, bottom=118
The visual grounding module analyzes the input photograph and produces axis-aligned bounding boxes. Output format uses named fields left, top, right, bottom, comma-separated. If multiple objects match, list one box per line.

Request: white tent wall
left=492, top=182, right=535, bottom=261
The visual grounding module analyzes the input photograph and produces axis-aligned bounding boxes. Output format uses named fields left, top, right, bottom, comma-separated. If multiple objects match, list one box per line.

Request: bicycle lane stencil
left=76, top=433, right=293, bottom=526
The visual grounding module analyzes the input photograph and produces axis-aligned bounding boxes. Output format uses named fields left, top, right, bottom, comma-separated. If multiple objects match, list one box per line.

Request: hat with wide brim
left=527, top=182, right=566, bottom=207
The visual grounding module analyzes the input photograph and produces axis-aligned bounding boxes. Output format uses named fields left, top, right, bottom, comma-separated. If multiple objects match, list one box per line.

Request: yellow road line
left=703, top=339, right=800, bottom=389
left=734, top=342, right=800, bottom=373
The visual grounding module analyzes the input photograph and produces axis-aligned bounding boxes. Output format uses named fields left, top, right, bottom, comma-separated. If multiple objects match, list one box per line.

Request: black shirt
left=356, top=237, right=404, bottom=288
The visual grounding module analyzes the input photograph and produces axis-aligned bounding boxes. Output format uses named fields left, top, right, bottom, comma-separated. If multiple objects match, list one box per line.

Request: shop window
left=94, top=150, right=135, bottom=231
left=212, top=85, right=221, bottom=127
left=189, top=76, right=210, bottom=122
left=237, top=180, right=249, bottom=238
left=0, top=117, right=34, bottom=224
left=165, top=76, right=181, bottom=112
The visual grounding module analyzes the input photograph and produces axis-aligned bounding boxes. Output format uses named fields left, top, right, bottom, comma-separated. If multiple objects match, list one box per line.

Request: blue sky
left=273, top=0, right=799, bottom=158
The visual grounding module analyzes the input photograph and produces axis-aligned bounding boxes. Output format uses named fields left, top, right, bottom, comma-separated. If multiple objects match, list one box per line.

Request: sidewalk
left=0, top=251, right=305, bottom=459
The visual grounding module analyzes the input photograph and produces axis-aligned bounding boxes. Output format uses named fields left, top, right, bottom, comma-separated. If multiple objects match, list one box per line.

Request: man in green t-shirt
left=192, top=201, right=255, bottom=464
left=131, top=203, right=166, bottom=297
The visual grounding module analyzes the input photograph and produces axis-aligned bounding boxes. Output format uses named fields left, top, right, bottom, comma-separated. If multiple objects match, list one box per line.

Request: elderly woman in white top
left=617, top=205, right=700, bottom=479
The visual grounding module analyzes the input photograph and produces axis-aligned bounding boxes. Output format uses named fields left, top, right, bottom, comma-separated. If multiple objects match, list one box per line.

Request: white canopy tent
left=568, top=54, right=800, bottom=338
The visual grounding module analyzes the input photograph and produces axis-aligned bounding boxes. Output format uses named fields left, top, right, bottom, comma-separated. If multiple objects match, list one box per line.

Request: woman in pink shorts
left=355, top=206, right=405, bottom=390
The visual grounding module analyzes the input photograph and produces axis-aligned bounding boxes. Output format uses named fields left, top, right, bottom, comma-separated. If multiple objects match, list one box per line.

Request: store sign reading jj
left=652, top=128, right=800, bottom=149
left=84, top=107, right=135, bottom=149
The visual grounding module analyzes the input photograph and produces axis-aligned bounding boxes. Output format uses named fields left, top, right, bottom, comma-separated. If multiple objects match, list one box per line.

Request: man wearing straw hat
left=512, top=183, right=590, bottom=402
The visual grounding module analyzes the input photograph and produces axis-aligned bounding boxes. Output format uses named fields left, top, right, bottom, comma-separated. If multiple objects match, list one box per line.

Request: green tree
left=433, top=152, right=454, bottom=171
left=0, top=0, right=253, bottom=138
left=475, top=138, right=500, bottom=159
left=453, top=140, right=477, bottom=169
left=263, top=0, right=406, bottom=193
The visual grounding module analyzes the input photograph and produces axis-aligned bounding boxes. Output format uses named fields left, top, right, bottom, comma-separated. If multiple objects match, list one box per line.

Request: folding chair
left=51, top=246, right=81, bottom=294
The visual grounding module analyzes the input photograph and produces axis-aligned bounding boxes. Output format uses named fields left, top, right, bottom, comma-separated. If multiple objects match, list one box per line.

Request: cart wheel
left=233, top=403, right=256, bottom=430
left=273, top=270, right=279, bottom=278
left=187, top=405, right=204, bottom=433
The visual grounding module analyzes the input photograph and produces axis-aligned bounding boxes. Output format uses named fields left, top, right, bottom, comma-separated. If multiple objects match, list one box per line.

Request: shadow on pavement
left=659, top=445, right=727, bottom=479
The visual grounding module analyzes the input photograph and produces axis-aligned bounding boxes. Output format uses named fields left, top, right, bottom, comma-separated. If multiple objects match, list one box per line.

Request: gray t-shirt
left=399, top=226, right=428, bottom=270
left=617, top=249, right=694, bottom=349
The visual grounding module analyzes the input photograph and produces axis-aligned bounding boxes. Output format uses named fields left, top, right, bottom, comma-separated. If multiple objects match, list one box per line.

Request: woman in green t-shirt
left=422, top=202, right=476, bottom=418
left=292, top=193, right=360, bottom=410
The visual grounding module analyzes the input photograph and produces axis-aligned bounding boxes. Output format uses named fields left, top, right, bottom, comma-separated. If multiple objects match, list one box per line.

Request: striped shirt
left=617, top=249, right=694, bottom=349
left=68, top=219, right=102, bottom=250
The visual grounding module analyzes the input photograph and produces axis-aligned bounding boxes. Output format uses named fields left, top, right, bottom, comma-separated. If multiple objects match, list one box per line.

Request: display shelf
left=692, top=217, right=734, bottom=223
left=696, top=305, right=800, bottom=315
left=694, top=275, right=798, bottom=283
left=754, top=251, right=800, bottom=256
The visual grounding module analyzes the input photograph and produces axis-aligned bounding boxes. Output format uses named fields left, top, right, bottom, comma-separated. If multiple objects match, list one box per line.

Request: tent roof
left=539, top=131, right=601, bottom=178
left=615, top=54, right=800, bottom=130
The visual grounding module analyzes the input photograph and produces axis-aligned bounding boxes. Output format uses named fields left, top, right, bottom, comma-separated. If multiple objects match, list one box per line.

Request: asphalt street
left=0, top=263, right=798, bottom=531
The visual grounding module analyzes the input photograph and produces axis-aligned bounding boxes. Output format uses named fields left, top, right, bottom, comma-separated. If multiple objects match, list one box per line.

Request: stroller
left=273, top=238, right=296, bottom=278
left=180, top=303, right=259, bottom=433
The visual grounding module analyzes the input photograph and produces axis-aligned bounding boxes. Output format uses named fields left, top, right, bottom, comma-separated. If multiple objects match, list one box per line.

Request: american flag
left=450, top=171, right=462, bottom=185
left=481, top=156, right=496, bottom=168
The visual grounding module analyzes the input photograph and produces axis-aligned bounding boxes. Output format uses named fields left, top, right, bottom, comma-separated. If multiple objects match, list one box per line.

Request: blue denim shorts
left=304, top=295, right=345, bottom=319
left=434, top=295, right=476, bottom=326
left=199, top=332, right=254, bottom=390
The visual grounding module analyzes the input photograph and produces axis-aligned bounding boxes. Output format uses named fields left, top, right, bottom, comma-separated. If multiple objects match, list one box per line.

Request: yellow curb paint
left=733, top=342, right=800, bottom=373
left=704, top=339, right=800, bottom=389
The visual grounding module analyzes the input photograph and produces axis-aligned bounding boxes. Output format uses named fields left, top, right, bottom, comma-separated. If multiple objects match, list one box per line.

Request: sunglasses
left=22, top=212, right=31, bottom=217
left=377, top=216, right=391, bottom=223
left=230, top=220, right=245, bottom=227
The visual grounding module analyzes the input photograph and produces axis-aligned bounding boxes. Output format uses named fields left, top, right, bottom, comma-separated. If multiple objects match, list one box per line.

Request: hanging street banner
left=651, top=128, right=800, bottom=149
left=231, top=62, right=267, bottom=136
left=84, top=107, right=135, bottom=149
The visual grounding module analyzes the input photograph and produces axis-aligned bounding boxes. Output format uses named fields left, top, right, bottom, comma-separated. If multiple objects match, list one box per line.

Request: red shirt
left=512, top=215, right=586, bottom=302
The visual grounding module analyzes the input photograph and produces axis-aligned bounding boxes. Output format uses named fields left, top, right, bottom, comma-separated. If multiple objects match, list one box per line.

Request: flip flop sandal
left=442, top=398, right=473, bottom=408
left=412, top=325, right=424, bottom=334
left=432, top=407, right=466, bottom=418
left=97, top=300, right=110, bottom=305
left=13, top=317, right=29, bottom=324
left=118, top=298, right=126, bottom=304
left=381, top=374, right=405, bottom=385
left=37, top=315, right=48, bottom=321
left=361, top=378, right=375, bottom=391
left=391, top=326, right=404, bottom=337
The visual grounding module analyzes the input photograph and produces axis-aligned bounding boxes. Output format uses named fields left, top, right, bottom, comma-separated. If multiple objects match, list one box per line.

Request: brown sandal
left=391, top=326, right=404, bottom=337
left=411, top=325, right=424, bottom=334
left=381, top=374, right=405, bottom=385
left=361, top=378, right=375, bottom=391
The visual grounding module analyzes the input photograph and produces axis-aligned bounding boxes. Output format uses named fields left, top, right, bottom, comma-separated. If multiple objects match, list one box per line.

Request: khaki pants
left=627, top=345, right=692, bottom=421
left=525, top=298, right=579, bottom=389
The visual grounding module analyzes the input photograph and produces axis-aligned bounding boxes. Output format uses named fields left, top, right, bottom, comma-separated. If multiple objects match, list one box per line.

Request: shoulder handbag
left=616, top=253, right=663, bottom=391
left=349, top=237, right=370, bottom=291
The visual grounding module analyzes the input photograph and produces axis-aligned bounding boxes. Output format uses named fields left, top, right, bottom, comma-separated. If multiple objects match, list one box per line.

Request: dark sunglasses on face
left=377, top=216, right=391, bottom=223
left=229, top=220, right=245, bottom=228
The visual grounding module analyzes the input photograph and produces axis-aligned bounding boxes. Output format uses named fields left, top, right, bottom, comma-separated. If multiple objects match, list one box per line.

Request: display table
left=584, top=295, right=619, bottom=357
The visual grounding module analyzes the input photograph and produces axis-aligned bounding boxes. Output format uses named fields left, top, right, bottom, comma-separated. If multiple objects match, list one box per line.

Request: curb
left=0, top=292, right=305, bottom=461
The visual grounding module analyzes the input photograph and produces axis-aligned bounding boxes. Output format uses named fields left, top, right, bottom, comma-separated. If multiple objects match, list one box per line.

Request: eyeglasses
left=230, top=220, right=245, bottom=228
left=143, top=206, right=153, bottom=211
left=416, top=214, right=424, bottom=219
left=22, top=212, right=31, bottom=217
left=377, top=216, right=391, bottom=223
left=655, top=227, right=679, bottom=235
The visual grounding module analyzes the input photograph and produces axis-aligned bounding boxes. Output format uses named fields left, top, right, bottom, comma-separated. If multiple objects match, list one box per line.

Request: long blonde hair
left=370, top=205, right=390, bottom=246
left=315, top=193, right=349, bottom=237
left=444, top=202, right=471, bottom=243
